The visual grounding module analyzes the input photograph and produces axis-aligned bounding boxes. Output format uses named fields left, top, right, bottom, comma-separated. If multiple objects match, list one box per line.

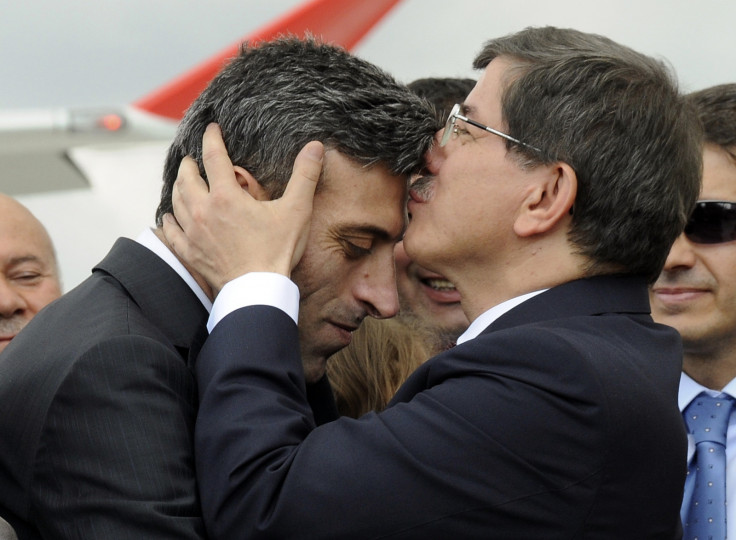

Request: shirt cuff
left=207, top=272, right=299, bottom=333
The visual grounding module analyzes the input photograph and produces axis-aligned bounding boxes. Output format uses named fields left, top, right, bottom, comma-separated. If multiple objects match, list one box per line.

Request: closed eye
left=340, top=239, right=372, bottom=259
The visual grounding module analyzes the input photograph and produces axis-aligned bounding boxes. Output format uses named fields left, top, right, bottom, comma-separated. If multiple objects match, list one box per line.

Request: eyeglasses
left=684, top=200, right=736, bottom=244
left=440, top=103, right=541, bottom=153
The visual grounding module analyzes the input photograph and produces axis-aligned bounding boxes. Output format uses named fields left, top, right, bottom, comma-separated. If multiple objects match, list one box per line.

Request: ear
left=513, top=162, right=577, bottom=237
left=233, top=165, right=270, bottom=201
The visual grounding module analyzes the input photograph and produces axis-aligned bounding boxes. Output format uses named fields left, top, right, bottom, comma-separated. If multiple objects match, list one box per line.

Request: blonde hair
left=326, top=317, right=432, bottom=418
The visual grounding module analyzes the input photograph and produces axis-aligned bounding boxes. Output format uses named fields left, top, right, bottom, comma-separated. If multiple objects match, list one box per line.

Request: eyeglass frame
left=683, top=200, right=736, bottom=245
left=439, top=103, right=541, bottom=153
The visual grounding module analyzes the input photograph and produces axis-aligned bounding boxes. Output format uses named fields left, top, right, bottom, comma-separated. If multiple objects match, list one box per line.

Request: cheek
left=393, top=243, right=412, bottom=271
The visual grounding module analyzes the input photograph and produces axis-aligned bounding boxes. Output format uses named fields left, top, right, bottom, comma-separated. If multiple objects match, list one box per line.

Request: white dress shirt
left=135, top=229, right=300, bottom=330
left=679, top=372, right=736, bottom=537
left=136, top=228, right=213, bottom=312
left=455, top=289, right=547, bottom=345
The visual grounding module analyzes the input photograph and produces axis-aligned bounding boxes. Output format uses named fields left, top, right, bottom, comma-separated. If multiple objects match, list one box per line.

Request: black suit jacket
left=195, top=275, right=687, bottom=539
left=0, top=239, right=210, bottom=539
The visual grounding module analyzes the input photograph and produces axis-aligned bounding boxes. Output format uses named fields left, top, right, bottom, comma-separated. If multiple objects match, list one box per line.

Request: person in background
left=408, top=76, right=477, bottom=129
left=0, top=38, right=435, bottom=539
left=326, top=316, right=432, bottom=417
left=650, top=83, right=736, bottom=539
left=0, top=193, right=61, bottom=354
left=165, top=26, right=702, bottom=537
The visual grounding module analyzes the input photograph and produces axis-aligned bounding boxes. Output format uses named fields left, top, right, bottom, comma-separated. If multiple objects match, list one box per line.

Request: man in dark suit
left=163, top=27, right=703, bottom=537
left=0, top=38, right=435, bottom=538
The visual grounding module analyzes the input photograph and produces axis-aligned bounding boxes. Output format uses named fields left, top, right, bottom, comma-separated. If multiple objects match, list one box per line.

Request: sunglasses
left=684, top=200, right=736, bottom=244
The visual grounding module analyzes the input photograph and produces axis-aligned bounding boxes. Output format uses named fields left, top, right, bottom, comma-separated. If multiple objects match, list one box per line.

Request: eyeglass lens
left=684, top=201, right=736, bottom=244
left=440, top=104, right=460, bottom=147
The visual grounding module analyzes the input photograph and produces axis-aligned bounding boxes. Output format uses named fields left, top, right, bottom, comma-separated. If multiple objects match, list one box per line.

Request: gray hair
left=474, top=26, right=702, bottom=282
left=156, top=37, right=437, bottom=223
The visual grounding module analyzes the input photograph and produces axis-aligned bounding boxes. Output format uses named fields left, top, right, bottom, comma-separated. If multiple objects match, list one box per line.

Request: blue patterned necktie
left=682, top=393, right=734, bottom=539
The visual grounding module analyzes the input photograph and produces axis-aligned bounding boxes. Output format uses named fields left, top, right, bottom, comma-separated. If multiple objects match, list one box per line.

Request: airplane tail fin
left=133, top=0, right=404, bottom=121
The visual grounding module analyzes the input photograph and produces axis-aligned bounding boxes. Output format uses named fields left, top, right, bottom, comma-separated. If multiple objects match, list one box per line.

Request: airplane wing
left=3, top=0, right=405, bottom=291
left=135, top=0, right=404, bottom=121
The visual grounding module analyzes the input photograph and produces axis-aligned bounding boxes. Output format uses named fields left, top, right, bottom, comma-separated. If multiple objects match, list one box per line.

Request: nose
left=661, top=233, right=697, bottom=272
left=424, top=133, right=445, bottom=176
left=354, top=252, right=400, bottom=320
left=0, top=278, right=28, bottom=318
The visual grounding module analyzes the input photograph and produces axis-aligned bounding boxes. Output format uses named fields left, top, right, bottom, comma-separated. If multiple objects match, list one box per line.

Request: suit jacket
left=195, top=275, right=687, bottom=539
left=0, top=239, right=210, bottom=539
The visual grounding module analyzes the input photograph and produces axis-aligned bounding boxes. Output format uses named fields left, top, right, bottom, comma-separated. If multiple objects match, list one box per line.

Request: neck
left=453, top=242, right=588, bottom=322
left=684, top=345, right=736, bottom=391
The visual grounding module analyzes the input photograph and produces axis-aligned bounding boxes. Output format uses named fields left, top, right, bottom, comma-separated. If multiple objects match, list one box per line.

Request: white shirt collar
left=456, top=289, right=548, bottom=345
left=135, top=228, right=213, bottom=313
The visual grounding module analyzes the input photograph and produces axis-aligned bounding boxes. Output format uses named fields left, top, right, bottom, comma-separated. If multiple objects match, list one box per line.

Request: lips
left=651, top=286, right=710, bottom=308
left=419, top=275, right=461, bottom=304
left=408, top=189, right=426, bottom=204
left=328, top=320, right=359, bottom=345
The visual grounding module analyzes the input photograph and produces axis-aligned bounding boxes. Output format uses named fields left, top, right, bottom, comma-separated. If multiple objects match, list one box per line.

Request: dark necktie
left=682, top=393, right=734, bottom=539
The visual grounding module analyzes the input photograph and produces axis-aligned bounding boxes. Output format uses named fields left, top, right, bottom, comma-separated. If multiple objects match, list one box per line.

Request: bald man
left=0, top=193, right=62, bottom=354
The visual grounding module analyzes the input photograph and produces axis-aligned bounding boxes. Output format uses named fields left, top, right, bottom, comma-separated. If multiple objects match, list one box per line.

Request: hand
left=162, top=123, right=324, bottom=297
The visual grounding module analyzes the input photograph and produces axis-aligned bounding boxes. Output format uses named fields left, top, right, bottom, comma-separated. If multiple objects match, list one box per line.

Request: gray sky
left=2, top=0, right=734, bottom=111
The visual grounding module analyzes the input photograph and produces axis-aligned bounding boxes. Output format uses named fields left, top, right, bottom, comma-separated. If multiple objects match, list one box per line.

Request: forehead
left=701, top=144, right=736, bottom=200
left=463, top=57, right=514, bottom=125
left=0, top=200, right=54, bottom=265
left=314, top=150, right=407, bottom=238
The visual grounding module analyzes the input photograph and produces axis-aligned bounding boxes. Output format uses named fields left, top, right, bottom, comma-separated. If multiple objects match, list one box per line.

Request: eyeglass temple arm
left=456, top=113, right=541, bottom=152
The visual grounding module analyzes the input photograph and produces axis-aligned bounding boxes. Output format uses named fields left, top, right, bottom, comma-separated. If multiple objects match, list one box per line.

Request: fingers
left=161, top=213, right=188, bottom=261
left=201, top=123, right=237, bottom=194
left=282, top=141, right=324, bottom=209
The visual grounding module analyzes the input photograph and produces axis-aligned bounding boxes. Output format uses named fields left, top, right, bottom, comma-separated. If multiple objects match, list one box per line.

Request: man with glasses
left=650, top=83, right=736, bottom=539
left=164, top=27, right=702, bottom=537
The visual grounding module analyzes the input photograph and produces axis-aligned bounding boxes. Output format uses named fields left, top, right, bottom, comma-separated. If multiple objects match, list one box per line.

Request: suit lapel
left=94, top=238, right=209, bottom=367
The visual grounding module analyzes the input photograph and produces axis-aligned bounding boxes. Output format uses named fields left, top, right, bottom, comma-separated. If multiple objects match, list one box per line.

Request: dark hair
left=474, top=26, right=702, bottom=282
left=688, top=83, right=736, bottom=162
left=156, top=37, right=437, bottom=224
left=407, top=77, right=477, bottom=126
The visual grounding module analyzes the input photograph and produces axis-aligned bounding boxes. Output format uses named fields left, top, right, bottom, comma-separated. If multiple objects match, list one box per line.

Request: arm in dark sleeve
left=195, top=305, right=620, bottom=539
left=306, top=374, right=339, bottom=425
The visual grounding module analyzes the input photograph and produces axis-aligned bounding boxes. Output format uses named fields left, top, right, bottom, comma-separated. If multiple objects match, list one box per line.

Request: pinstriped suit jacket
left=0, top=238, right=209, bottom=539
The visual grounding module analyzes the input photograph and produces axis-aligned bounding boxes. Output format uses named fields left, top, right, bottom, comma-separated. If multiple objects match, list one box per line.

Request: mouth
left=419, top=276, right=462, bottom=304
left=328, top=321, right=359, bottom=345
left=408, top=189, right=425, bottom=205
left=408, top=174, right=434, bottom=205
left=651, top=286, right=709, bottom=305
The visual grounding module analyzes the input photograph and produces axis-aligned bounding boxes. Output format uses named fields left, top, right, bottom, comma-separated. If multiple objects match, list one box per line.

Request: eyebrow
left=338, top=223, right=406, bottom=243
left=7, top=255, right=44, bottom=266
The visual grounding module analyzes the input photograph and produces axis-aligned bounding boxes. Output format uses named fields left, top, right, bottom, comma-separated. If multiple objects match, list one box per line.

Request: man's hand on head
left=162, top=123, right=324, bottom=297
